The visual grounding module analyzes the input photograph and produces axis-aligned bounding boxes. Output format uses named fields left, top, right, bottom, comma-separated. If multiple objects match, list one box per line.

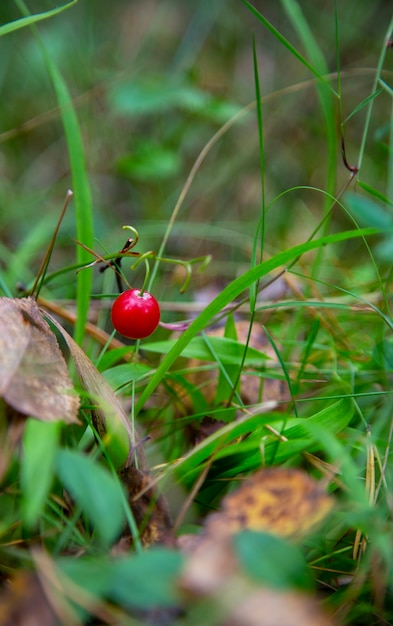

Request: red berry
left=111, top=289, right=160, bottom=340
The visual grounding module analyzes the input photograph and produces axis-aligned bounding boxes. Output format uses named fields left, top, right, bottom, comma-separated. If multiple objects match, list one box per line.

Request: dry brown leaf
left=206, top=467, right=333, bottom=540
left=0, top=297, right=79, bottom=423
left=0, top=570, right=58, bottom=626
left=44, top=310, right=146, bottom=469
left=180, top=468, right=333, bottom=597
left=221, top=587, right=336, bottom=626
left=116, top=466, right=175, bottom=548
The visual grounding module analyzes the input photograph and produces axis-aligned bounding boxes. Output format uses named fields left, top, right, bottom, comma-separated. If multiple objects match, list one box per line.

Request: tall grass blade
left=14, top=0, right=94, bottom=345
left=0, top=1, right=77, bottom=37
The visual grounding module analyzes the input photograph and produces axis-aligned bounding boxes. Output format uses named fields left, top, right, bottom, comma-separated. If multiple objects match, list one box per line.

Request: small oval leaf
left=56, top=449, right=126, bottom=546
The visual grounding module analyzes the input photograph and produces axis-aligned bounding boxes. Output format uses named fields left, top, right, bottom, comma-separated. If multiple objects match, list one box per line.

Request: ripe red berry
left=111, top=289, right=160, bottom=340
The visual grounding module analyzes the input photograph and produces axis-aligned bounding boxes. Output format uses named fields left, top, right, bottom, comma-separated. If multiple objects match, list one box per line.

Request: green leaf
left=373, top=341, right=393, bottom=370
left=108, top=77, right=241, bottom=122
left=21, top=419, right=61, bottom=528
left=345, top=192, right=393, bottom=229
left=143, top=335, right=268, bottom=365
left=55, top=449, right=126, bottom=546
left=58, top=549, right=183, bottom=610
left=102, top=363, right=152, bottom=391
left=234, top=530, right=313, bottom=589
left=118, top=141, right=181, bottom=182
left=109, top=549, right=183, bottom=609
left=344, top=89, right=383, bottom=124
left=0, top=1, right=77, bottom=37
left=357, top=180, right=393, bottom=208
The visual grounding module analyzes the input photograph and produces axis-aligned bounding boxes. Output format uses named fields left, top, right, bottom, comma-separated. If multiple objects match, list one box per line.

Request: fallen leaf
left=117, top=466, right=175, bottom=548
left=221, top=587, right=336, bottom=626
left=0, top=570, right=58, bottom=626
left=0, top=297, right=79, bottom=423
left=206, top=467, right=333, bottom=540
left=44, top=310, right=146, bottom=469
left=180, top=468, right=333, bottom=596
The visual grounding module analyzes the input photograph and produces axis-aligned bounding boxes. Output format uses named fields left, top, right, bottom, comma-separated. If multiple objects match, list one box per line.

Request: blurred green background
left=0, top=1, right=392, bottom=305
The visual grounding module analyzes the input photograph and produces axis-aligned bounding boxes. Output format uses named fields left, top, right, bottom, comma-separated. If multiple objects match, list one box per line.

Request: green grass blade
left=357, top=14, right=393, bottom=173
left=241, top=0, right=337, bottom=95
left=15, top=0, right=94, bottom=345
left=0, top=1, right=77, bottom=37
left=280, top=0, right=336, bottom=213
left=21, top=419, right=61, bottom=529
left=136, top=227, right=379, bottom=414
left=175, top=396, right=353, bottom=485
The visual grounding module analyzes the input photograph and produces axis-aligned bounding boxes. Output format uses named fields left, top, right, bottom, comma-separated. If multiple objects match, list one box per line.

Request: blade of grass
left=241, top=0, right=337, bottom=95
left=0, top=1, right=77, bottom=37
left=281, top=0, right=336, bottom=200
left=15, top=0, right=94, bottom=345
left=176, top=396, right=353, bottom=484
left=136, top=227, right=379, bottom=415
left=357, top=14, right=393, bottom=174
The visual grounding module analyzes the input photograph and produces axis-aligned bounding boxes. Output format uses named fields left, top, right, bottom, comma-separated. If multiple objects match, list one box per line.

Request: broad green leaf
left=108, top=78, right=240, bottom=122
left=55, top=449, right=126, bottom=546
left=102, top=363, right=152, bottom=391
left=109, top=549, right=183, bottom=609
left=21, top=419, right=61, bottom=528
left=373, top=340, right=393, bottom=370
left=215, top=396, right=354, bottom=473
left=118, top=141, right=181, bottom=182
left=345, top=192, right=393, bottom=229
left=234, top=530, right=313, bottom=589
left=0, top=1, right=77, bottom=37
left=143, top=335, right=268, bottom=365
left=58, top=549, right=183, bottom=609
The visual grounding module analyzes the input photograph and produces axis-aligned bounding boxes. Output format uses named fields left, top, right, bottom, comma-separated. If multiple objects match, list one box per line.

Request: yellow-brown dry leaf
left=179, top=467, right=333, bottom=598
left=205, top=467, right=333, bottom=540
left=0, top=297, right=79, bottom=423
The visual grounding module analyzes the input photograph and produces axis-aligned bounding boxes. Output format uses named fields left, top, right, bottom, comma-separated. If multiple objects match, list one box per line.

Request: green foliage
left=234, top=530, right=313, bottom=589
left=21, top=418, right=61, bottom=528
left=58, top=548, right=183, bottom=610
left=55, top=448, right=126, bottom=547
